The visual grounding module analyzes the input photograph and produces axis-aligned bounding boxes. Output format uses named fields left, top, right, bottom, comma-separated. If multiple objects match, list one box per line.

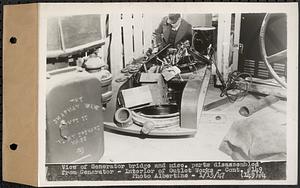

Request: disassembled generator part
left=114, top=107, right=133, bottom=128
left=239, top=95, right=280, bottom=117
left=132, top=110, right=179, bottom=129
left=84, top=56, right=113, bottom=105
left=141, top=121, right=156, bottom=135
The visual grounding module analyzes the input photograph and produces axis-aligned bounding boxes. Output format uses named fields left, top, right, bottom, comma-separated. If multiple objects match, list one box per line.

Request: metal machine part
left=103, top=65, right=211, bottom=136
left=141, top=121, right=156, bottom=135
left=259, top=13, right=287, bottom=88
left=114, top=107, right=133, bottom=128
left=131, top=104, right=180, bottom=134
left=84, top=55, right=113, bottom=105
left=192, top=26, right=216, bottom=55
left=190, top=41, right=252, bottom=103
left=239, top=95, right=280, bottom=117
left=135, top=104, right=179, bottom=118
left=103, top=42, right=212, bottom=137
left=132, top=111, right=179, bottom=129
left=181, top=67, right=211, bottom=129
left=46, top=67, right=104, bottom=163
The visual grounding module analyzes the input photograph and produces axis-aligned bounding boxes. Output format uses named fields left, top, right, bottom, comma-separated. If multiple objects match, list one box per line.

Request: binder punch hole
left=10, top=143, right=18, bottom=151
left=9, top=36, right=17, bottom=44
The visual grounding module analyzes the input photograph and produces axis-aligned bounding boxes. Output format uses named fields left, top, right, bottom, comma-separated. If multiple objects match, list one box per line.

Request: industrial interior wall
left=109, top=13, right=212, bottom=78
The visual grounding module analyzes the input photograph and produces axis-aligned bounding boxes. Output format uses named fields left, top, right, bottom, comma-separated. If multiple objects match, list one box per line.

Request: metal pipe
left=114, top=107, right=133, bottom=127
left=239, top=95, right=280, bottom=117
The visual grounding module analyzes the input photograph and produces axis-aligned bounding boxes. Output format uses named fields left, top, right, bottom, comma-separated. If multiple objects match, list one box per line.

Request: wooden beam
left=109, top=14, right=123, bottom=78
left=203, top=97, right=230, bottom=111
left=239, top=82, right=286, bottom=99
left=122, top=13, right=134, bottom=65
left=142, top=13, right=153, bottom=53
left=216, top=14, right=231, bottom=82
left=222, top=14, right=232, bottom=81
left=133, top=13, right=143, bottom=57
left=231, top=13, right=241, bottom=72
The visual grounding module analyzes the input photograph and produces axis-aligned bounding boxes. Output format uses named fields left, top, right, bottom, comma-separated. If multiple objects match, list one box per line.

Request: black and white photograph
left=39, top=3, right=298, bottom=186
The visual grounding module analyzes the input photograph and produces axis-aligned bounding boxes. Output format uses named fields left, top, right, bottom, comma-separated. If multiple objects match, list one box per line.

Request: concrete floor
left=99, top=84, right=286, bottom=162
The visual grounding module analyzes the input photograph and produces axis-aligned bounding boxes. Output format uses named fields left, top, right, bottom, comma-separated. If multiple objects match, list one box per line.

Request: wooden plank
left=222, top=14, right=232, bottom=81
left=239, top=82, right=286, bottom=99
left=216, top=14, right=225, bottom=76
left=99, top=14, right=107, bottom=64
left=133, top=13, right=143, bottom=57
left=122, top=13, right=134, bottom=65
left=245, top=77, right=283, bottom=87
left=231, top=13, right=241, bottom=71
left=203, top=97, right=230, bottom=111
left=142, top=13, right=153, bottom=53
left=216, top=14, right=231, bottom=82
left=109, top=14, right=123, bottom=78
left=249, top=83, right=286, bottom=99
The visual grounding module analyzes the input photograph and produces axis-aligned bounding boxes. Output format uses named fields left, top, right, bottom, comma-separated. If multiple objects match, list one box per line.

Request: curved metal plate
left=180, top=66, right=211, bottom=129
left=104, top=122, right=196, bottom=136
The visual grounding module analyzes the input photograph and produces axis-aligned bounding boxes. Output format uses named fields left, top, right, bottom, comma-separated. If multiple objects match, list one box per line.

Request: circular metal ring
left=259, top=13, right=287, bottom=88
left=114, top=108, right=133, bottom=128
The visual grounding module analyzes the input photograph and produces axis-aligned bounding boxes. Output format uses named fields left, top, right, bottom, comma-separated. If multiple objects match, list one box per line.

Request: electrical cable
left=208, top=47, right=252, bottom=103
left=220, top=71, right=253, bottom=103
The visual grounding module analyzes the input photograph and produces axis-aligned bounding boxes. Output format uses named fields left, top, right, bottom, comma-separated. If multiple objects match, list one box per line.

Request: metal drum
left=46, top=67, right=104, bottom=163
left=192, top=26, right=216, bottom=55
